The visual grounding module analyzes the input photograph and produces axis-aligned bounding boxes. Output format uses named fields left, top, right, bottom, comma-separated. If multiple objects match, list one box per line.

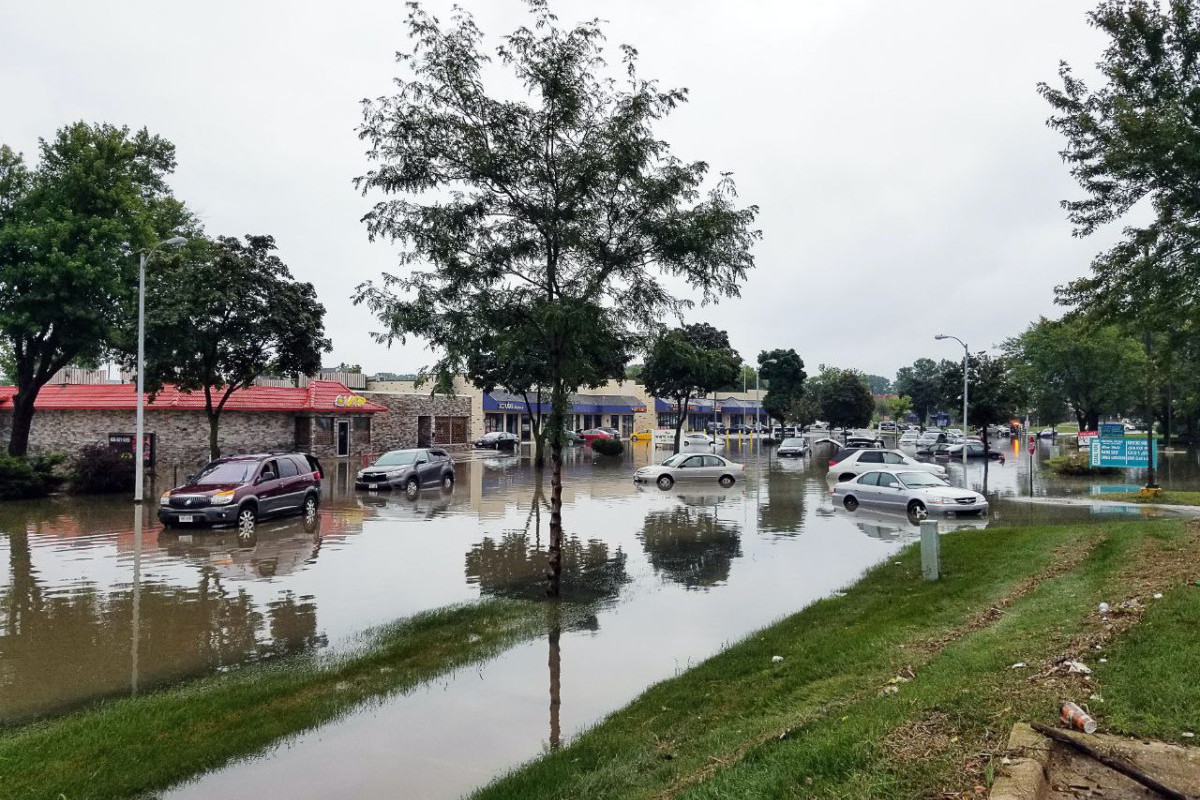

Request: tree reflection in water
left=757, top=463, right=808, bottom=535
left=639, top=497, right=742, bottom=590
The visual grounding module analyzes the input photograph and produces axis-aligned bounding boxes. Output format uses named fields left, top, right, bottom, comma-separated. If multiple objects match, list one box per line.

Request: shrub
left=70, top=443, right=136, bottom=494
left=591, top=438, right=624, bottom=457
left=1047, top=454, right=1121, bottom=477
left=0, top=453, right=67, bottom=500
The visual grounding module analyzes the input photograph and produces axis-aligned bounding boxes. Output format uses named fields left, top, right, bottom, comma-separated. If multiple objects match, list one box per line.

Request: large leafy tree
left=813, top=367, right=874, bottom=431
left=132, top=235, right=329, bottom=460
left=354, top=3, right=759, bottom=595
left=642, top=323, right=741, bottom=452
left=940, top=353, right=1025, bottom=459
left=1003, top=316, right=1144, bottom=430
left=757, top=349, right=806, bottom=431
left=0, top=123, right=184, bottom=456
left=894, top=358, right=945, bottom=425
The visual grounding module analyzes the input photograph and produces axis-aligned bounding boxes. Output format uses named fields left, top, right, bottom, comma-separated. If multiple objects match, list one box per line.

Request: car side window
left=704, top=455, right=723, bottom=467
left=858, top=472, right=880, bottom=486
left=860, top=451, right=884, bottom=463
left=882, top=452, right=905, bottom=464
left=679, top=456, right=701, bottom=468
left=278, top=458, right=299, bottom=479
left=878, top=472, right=899, bottom=488
left=260, top=459, right=279, bottom=480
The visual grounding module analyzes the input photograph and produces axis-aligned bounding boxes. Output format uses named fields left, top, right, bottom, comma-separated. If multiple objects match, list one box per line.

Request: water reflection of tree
left=757, top=467, right=808, bottom=535
left=639, top=504, right=742, bottom=589
left=464, top=533, right=628, bottom=603
left=0, top=530, right=325, bottom=723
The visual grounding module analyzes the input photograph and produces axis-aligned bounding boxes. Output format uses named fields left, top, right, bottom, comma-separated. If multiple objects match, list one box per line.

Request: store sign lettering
left=334, top=394, right=367, bottom=408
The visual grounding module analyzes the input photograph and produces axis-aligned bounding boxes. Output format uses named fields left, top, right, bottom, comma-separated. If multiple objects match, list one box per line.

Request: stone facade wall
left=363, top=391, right=472, bottom=451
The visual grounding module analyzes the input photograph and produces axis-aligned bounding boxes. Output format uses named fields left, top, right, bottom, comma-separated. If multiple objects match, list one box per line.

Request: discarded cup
left=1061, top=702, right=1098, bottom=734
left=1098, top=602, right=1110, bottom=614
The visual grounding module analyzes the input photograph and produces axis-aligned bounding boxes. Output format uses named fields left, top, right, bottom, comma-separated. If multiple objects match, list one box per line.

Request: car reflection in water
left=836, top=505, right=992, bottom=542
left=159, top=504, right=324, bottom=580
left=356, top=483, right=457, bottom=521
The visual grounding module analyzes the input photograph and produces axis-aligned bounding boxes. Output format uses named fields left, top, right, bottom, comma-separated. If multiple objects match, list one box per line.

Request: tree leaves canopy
left=756, top=348, right=806, bottom=427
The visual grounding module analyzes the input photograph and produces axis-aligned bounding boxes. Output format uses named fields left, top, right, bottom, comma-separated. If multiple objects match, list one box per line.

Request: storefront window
left=485, top=413, right=503, bottom=433
left=315, top=416, right=334, bottom=443
left=354, top=415, right=371, bottom=444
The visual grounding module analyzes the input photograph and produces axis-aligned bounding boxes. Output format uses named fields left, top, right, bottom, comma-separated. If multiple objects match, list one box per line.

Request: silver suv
left=355, top=448, right=455, bottom=496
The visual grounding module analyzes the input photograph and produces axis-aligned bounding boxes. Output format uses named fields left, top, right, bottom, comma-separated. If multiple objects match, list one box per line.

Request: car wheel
left=719, top=474, right=735, bottom=488
left=237, top=505, right=257, bottom=539
left=908, top=501, right=928, bottom=522
left=405, top=477, right=419, bottom=498
left=842, top=495, right=859, bottom=511
left=656, top=474, right=674, bottom=490
left=303, top=493, right=318, bottom=517
left=442, top=472, right=454, bottom=490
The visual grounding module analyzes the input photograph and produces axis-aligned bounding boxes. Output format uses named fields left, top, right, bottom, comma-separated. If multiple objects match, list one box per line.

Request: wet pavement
left=3, top=435, right=1200, bottom=798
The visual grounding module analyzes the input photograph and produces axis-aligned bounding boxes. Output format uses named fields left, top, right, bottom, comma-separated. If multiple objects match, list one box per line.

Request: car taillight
left=829, top=460, right=838, bottom=466
left=313, top=471, right=321, bottom=480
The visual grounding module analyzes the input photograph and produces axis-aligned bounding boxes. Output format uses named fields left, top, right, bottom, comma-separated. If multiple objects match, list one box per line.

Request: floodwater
left=2, top=435, right=1198, bottom=798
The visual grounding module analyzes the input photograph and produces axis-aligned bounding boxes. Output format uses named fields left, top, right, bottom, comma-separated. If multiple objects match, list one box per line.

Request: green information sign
left=1089, top=437, right=1157, bottom=468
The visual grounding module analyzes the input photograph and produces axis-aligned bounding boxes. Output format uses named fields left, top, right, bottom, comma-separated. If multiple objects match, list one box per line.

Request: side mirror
left=416, top=458, right=427, bottom=466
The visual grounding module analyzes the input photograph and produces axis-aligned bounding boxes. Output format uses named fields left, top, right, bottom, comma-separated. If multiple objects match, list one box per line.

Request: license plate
left=178, top=514, right=194, bottom=523
left=178, top=534, right=193, bottom=542
left=369, top=484, right=381, bottom=490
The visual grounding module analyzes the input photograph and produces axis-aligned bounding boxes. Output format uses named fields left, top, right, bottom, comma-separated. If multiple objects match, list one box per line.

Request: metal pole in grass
left=920, top=519, right=940, bottom=580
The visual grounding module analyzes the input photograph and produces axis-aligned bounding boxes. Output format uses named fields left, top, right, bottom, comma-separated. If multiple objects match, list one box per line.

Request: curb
left=989, top=723, right=1050, bottom=799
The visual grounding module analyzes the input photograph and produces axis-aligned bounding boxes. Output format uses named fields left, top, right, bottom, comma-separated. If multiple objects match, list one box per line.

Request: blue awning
left=484, top=391, right=646, bottom=415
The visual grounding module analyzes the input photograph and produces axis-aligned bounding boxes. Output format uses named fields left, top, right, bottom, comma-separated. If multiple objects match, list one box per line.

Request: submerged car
left=945, top=442, right=1002, bottom=460
left=474, top=431, right=519, bottom=450
left=580, top=428, right=614, bottom=444
left=634, top=452, right=746, bottom=490
left=827, top=448, right=948, bottom=482
left=159, top=453, right=323, bottom=533
left=831, top=469, right=988, bottom=521
left=898, top=430, right=921, bottom=445
left=355, top=448, right=455, bottom=494
left=776, top=437, right=810, bottom=457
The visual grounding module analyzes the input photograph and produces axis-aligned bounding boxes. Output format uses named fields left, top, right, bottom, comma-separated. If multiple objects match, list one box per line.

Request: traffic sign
left=1089, top=437, right=1157, bottom=468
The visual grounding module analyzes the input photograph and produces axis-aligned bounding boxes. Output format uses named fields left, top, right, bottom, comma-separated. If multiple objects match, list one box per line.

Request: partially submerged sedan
left=830, top=469, right=988, bottom=521
left=634, top=452, right=745, bottom=490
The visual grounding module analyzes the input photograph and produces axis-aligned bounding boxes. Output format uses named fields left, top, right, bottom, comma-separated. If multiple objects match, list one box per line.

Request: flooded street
left=4, top=437, right=1200, bottom=798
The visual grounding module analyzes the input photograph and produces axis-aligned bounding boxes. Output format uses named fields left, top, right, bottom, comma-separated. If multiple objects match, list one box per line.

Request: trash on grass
left=1010, top=662, right=1028, bottom=669
left=1098, top=602, right=1110, bottom=614
left=1061, top=701, right=1098, bottom=734
left=1065, top=660, right=1092, bottom=675
left=771, top=655, right=784, bottom=663
left=1153, top=592, right=1164, bottom=599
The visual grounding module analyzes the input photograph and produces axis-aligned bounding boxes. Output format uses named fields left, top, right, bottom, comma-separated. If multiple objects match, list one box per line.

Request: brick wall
left=364, top=391, right=472, bottom=451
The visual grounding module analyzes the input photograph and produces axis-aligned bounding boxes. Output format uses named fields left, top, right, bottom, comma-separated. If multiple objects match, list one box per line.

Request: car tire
left=442, top=472, right=454, bottom=490
left=656, top=474, right=674, bottom=490
left=843, top=495, right=859, bottom=511
left=719, top=474, right=735, bottom=488
left=303, top=493, right=318, bottom=517
left=907, top=501, right=928, bottom=522
left=405, top=477, right=419, bottom=498
left=236, top=504, right=257, bottom=540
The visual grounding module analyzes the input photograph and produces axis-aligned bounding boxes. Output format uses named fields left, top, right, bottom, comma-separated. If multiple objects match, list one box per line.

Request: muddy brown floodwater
left=2, top=437, right=1198, bottom=798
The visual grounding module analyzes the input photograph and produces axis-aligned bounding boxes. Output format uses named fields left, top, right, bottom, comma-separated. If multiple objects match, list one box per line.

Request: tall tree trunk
left=547, top=603, right=562, bottom=752
left=673, top=395, right=689, bottom=454
left=1085, top=411, right=1100, bottom=432
left=6, top=388, right=37, bottom=457
left=207, top=411, right=221, bottom=461
left=546, top=383, right=568, bottom=597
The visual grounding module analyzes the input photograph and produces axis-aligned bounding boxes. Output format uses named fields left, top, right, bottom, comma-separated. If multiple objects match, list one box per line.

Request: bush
left=591, top=438, right=624, bottom=457
left=70, top=443, right=136, bottom=494
left=1047, top=454, right=1122, bottom=477
left=0, top=453, right=67, bottom=500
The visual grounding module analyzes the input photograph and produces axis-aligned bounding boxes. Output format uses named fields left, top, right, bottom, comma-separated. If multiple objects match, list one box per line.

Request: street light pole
left=134, top=236, right=187, bottom=503
left=935, top=334, right=969, bottom=472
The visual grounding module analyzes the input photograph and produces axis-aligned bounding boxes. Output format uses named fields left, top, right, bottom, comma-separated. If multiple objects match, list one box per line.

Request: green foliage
left=757, top=349, right=806, bottom=426
left=940, top=353, right=1025, bottom=434
left=894, top=358, right=946, bottom=424
left=69, top=443, right=134, bottom=494
left=132, top=235, right=329, bottom=459
left=808, top=366, right=874, bottom=429
left=863, top=373, right=892, bottom=394
left=887, top=395, right=913, bottom=422
left=352, top=0, right=758, bottom=531
left=1047, top=454, right=1121, bottom=477
left=591, top=438, right=624, bottom=457
left=643, top=324, right=741, bottom=450
left=1004, top=317, right=1145, bottom=429
left=0, top=453, right=65, bottom=500
left=0, top=123, right=185, bottom=456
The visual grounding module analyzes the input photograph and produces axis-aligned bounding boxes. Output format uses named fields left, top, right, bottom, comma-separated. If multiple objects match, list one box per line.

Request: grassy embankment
left=475, top=520, right=1200, bottom=800
left=0, top=599, right=547, bottom=800
left=1094, top=490, right=1200, bottom=506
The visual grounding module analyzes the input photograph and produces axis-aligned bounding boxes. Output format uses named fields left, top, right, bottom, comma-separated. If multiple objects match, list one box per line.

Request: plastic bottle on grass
left=1061, top=702, right=1097, bottom=734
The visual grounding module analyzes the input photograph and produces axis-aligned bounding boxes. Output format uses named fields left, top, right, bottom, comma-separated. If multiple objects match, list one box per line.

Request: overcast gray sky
left=1, top=0, right=1121, bottom=380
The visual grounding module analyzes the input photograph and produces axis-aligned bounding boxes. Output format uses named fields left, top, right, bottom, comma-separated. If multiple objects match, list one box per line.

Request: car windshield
left=898, top=472, right=946, bottom=488
left=661, top=454, right=687, bottom=467
left=193, top=460, right=256, bottom=485
left=374, top=451, right=418, bottom=467
left=780, top=438, right=804, bottom=447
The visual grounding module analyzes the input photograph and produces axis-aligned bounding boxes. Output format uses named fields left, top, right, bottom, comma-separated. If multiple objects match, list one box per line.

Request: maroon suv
left=158, top=453, right=323, bottom=533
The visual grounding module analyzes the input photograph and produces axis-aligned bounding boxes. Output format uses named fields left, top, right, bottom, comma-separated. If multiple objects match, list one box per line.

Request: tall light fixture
left=134, top=236, right=187, bottom=503
left=935, top=334, right=969, bottom=471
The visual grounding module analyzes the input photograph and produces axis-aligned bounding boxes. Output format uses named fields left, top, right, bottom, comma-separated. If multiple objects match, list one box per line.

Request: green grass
left=0, top=599, right=547, bottom=800
left=474, top=520, right=1200, bottom=800
left=1094, top=490, right=1200, bottom=506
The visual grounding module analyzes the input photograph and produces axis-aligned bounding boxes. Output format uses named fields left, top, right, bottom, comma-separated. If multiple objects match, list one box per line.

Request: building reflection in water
left=638, top=495, right=742, bottom=590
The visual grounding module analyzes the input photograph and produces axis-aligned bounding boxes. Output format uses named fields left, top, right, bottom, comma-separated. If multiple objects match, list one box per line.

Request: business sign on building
left=334, top=394, right=368, bottom=408
left=1089, top=437, right=1157, bottom=469
left=108, top=432, right=156, bottom=467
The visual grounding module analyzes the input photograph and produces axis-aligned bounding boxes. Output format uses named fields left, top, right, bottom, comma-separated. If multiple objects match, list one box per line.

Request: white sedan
left=898, top=431, right=920, bottom=445
left=634, top=452, right=745, bottom=490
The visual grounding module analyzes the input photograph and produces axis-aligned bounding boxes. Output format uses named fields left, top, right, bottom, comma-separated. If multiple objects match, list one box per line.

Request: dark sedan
left=474, top=431, right=519, bottom=450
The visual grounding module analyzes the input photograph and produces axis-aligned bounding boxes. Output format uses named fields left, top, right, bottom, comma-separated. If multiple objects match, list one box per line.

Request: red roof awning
left=0, top=381, right=387, bottom=413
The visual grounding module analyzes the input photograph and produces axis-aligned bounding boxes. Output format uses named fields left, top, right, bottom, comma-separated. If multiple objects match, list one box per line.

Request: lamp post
left=134, top=236, right=187, bottom=503
left=935, top=334, right=969, bottom=472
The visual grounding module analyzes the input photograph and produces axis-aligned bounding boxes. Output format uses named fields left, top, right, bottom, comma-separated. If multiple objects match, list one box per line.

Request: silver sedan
left=634, top=452, right=746, bottom=490
left=830, top=469, right=988, bottom=521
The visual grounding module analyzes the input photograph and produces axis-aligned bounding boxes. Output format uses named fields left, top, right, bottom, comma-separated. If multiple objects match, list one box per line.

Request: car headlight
left=159, top=492, right=171, bottom=506
left=210, top=489, right=236, bottom=506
